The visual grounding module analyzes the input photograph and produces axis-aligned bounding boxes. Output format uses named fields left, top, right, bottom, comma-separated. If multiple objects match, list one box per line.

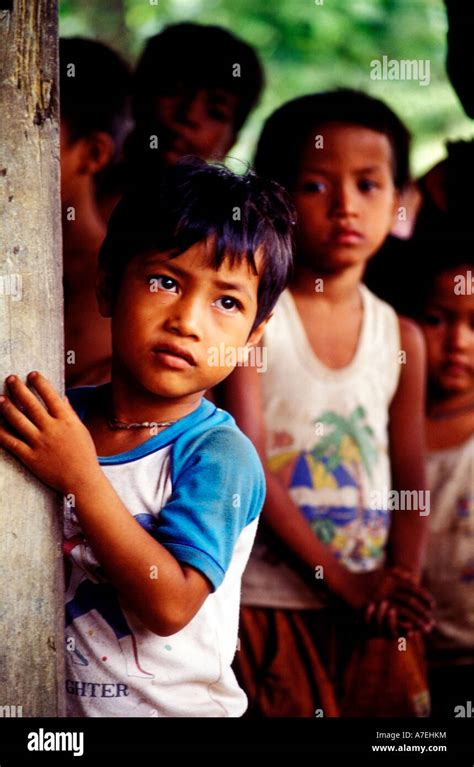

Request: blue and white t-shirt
left=64, top=386, right=265, bottom=717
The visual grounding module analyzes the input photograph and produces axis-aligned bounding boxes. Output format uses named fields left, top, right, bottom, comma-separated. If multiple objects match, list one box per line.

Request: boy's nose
left=446, top=321, right=472, bottom=350
left=330, top=183, right=358, bottom=218
left=164, top=297, right=202, bottom=340
left=175, top=90, right=206, bottom=128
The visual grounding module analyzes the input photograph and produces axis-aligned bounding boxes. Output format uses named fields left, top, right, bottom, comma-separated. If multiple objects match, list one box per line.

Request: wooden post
left=0, top=0, right=65, bottom=716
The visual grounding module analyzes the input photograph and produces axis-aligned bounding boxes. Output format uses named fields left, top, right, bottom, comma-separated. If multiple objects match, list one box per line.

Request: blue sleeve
left=156, top=426, right=265, bottom=590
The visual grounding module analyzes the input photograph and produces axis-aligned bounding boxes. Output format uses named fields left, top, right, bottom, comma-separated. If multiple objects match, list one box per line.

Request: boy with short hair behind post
left=60, top=37, right=132, bottom=388
left=412, top=243, right=474, bottom=717
left=219, top=89, right=435, bottom=717
left=0, top=159, right=294, bottom=717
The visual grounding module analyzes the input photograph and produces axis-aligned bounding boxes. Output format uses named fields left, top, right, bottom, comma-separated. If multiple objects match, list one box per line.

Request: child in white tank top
left=219, top=90, right=435, bottom=717
left=414, top=248, right=474, bottom=717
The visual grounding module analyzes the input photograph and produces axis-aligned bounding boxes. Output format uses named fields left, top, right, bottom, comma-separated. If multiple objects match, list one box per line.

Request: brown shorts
left=233, top=606, right=430, bottom=718
left=233, top=606, right=356, bottom=717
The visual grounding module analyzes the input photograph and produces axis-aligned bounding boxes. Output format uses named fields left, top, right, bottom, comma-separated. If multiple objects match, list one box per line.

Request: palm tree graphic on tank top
left=269, top=406, right=388, bottom=568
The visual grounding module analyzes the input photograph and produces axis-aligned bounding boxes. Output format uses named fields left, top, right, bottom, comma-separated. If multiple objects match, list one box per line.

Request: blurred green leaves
left=59, top=0, right=473, bottom=175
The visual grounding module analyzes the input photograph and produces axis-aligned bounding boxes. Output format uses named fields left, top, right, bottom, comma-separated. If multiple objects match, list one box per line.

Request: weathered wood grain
left=0, top=0, right=65, bottom=717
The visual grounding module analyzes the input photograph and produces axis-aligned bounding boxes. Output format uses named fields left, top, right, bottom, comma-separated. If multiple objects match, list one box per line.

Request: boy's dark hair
left=99, top=159, right=294, bottom=331
left=60, top=37, right=131, bottom=152
left=445, top=0, right=474, bottom=118
left=254, top=89, right=410, bottom=191
left=132, top=23, right=264, bottom=132
left=408, top=223, right=474, bottom=317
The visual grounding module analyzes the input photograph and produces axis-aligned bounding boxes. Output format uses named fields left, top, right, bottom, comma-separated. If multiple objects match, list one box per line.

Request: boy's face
left=98, top=240, right=267, bottom=401
left=420, top=268, right=474, bottom=395
left=154, top=84, right=238, bottom=166
left=292, top=122, right=399, bottom=273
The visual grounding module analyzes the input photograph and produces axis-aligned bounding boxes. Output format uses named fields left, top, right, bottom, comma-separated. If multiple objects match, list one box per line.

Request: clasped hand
left=361, top=565, right=435, bottom=637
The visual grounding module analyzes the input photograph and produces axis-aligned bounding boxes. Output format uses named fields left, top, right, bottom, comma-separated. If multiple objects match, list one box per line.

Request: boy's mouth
left=152, top=343, right=196, bottom=369
left=441, top=358, right=470, bottom=378
left=162, top=130, right=198, bottom=159
left=330, top=227, right=363, bottom=245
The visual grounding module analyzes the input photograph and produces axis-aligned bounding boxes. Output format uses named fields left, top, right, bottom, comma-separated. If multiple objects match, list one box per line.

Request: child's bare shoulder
left=398, top=315, right=426, bottom=358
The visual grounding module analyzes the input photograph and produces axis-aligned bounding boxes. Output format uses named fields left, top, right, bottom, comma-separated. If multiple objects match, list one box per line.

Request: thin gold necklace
left=107, top=417, right=176, bottom=430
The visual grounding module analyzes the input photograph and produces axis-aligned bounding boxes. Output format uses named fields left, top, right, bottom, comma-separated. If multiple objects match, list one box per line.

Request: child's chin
left=319, top=250, right=370, bottom=272
left=438, top=376, right=470, bottom=393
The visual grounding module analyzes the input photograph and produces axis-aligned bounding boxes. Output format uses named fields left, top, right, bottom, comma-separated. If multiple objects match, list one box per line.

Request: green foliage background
left=59, top=0, right=473, bottom=176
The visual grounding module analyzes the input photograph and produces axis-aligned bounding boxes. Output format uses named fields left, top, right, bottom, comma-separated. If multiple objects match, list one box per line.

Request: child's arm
left=364, top=317, right=435, bottom=634
left=0, top=373, right=211, bottom=636
left=387, top=317, right=429, bottom=577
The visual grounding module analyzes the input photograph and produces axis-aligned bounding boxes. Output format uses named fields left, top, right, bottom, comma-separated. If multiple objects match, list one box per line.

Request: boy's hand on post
left=0, top=372, right=101, bottom=495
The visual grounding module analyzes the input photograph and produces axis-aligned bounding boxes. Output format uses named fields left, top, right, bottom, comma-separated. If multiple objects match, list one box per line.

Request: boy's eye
left=148, top=275, right=178, bottom=293
left=207, top=93, right=234, bottom=123
left=358, top=179, right=379, bottom=192
left=214, top=296, right=241, bottom=313
left=423, top=312, right=444, bottom=327
left=301, top=180, right=327, bottom=194
left=208, top=105, right=231, bottom=122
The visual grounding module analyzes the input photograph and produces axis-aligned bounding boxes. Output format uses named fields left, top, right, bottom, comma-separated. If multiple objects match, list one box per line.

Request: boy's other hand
left=334, top=566, right=435, bottom=635
left=0, top=372, right=100, bottom=495
left=364, top=567, right=435, bottom=636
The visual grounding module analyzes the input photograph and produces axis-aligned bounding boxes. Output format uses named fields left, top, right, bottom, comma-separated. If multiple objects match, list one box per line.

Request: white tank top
left=424, top=436, right=474, bottom=662
left=241, top=285, right=401, bottom=609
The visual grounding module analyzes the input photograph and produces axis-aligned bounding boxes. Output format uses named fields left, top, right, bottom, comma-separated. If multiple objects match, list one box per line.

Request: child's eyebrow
left=212, top=278, right=253, bottom=301
left=142, top=257, right=254, bottom=301
left=302, top=165, right=384, bottom=175
left=425, top=304, right=457, bottom=318
left=353, top=165, right=385, bottom=175
left=207, top=88, right=236, bottom=103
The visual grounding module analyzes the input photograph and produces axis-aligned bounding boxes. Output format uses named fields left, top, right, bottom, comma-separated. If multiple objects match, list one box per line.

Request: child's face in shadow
left=292, top=122, right=399, bottom=273
left=155, top=84, right=238, bottom=166
left=60, top=121, right=114, bottom=207
left=420, top=268, right=474, bottom=395
left=98, top=239, right=267, bottom=402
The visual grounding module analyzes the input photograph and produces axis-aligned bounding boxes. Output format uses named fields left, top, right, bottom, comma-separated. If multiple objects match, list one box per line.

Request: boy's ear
left=96, top=266, right=113, bottom=318
left=245, top=314, right=272, bottom=349
left=79, top=131, right=115, bottom=176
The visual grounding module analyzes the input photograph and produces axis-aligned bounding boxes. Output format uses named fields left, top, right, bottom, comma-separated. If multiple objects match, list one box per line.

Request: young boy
left=219, top=90, right=434, bottom=716
left=128, top=22, right=264, bottom=172
left=414, top=244, right=474, bottom=717
left=0, top=159, right=294, bottom=717
left=98, top=23, right=264, bottom=226
left=60, top=37, right=132, bottom=388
